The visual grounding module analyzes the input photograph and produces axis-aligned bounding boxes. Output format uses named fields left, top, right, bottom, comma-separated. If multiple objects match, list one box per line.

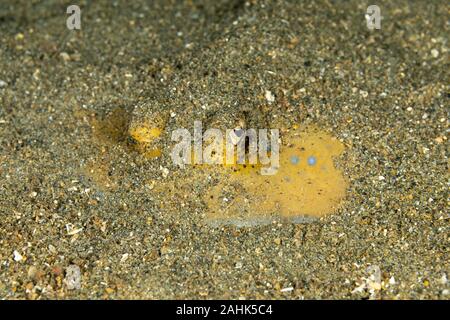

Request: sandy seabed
left=0, top=0, right=448, bottom=299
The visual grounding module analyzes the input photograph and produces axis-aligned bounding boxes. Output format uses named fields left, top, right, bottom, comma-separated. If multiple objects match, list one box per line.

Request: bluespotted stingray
left=203, top=125, right=348, bottom=226
left=91, top=110, right=349, bottom=226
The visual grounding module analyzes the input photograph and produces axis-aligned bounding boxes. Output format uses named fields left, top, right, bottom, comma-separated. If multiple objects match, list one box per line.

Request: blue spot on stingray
left=307, top=156, right=317, bottom=166
left=290, top=156, right=300, bottom=165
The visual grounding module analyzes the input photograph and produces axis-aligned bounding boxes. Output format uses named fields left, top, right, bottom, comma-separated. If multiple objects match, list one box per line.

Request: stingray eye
left=228, top=128, right=244, bottom=145
left=234, top=128, right=244, bottom=138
